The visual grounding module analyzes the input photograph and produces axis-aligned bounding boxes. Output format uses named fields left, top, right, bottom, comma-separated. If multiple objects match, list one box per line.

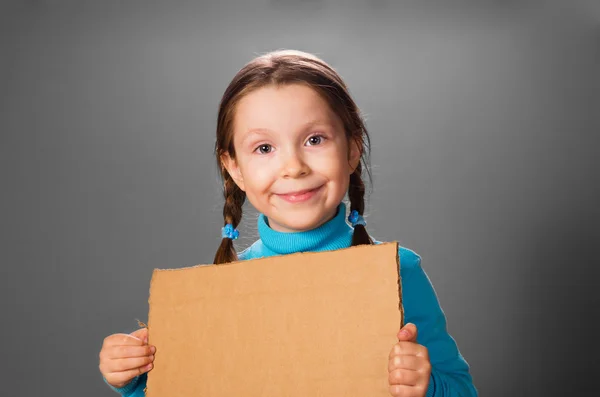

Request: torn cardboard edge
left=144, top=241, right=403, bottom=396
left=136, top=319, right=147, bottom=329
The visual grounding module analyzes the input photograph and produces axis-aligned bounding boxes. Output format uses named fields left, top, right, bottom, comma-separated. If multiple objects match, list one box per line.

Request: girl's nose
left=280, top=150, right=309, bottom=178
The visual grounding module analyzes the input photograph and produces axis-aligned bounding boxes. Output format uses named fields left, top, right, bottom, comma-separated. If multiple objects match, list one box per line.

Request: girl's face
left=222, top=83, right=361, bottom=233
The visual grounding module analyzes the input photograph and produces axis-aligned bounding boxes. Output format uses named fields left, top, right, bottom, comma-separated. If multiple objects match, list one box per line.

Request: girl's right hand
left=99, top=327, right=156, bottom=388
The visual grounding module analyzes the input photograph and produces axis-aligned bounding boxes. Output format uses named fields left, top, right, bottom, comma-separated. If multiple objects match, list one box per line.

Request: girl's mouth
left=276, top=185, right=323, bottom=203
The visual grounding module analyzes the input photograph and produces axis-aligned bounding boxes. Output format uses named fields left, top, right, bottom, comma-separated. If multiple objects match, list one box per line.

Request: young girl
left=99, top=50, right=477, bottom=397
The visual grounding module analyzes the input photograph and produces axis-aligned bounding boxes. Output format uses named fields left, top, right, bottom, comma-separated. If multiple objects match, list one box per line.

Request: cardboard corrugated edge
left=395, top=242, right=404, bottom=329
left=144, top=241, right=403, bottom=395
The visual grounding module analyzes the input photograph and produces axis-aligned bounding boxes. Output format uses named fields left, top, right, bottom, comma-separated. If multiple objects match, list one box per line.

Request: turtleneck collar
left=257, top=202, right=354, bottom=255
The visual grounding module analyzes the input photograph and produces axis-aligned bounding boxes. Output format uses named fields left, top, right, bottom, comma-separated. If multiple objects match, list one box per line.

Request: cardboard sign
left=145, top=242, right=402, bottom=396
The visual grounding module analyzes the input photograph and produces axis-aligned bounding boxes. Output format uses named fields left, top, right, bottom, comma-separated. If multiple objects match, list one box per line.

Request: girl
left=99, top=50, right=477, bottom=397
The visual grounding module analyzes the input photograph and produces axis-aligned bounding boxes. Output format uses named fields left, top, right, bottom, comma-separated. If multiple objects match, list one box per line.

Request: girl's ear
left=221, top=153, right=246, bottom=191
left=348, top=137, right=362, bottom=174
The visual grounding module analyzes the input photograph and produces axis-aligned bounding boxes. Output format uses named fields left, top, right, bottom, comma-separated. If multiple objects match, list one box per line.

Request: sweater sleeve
left=104, top=373, right=147, bottom=397
left=400, top=249, right=478, bottom=397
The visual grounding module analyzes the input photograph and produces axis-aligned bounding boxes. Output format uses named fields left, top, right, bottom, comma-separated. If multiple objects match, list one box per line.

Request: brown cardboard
left=146, top=241, right=402, bottom=396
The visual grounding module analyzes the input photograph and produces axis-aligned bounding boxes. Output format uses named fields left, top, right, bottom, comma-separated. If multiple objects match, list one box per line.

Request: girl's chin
left=268, top=211, right=334, bottom=233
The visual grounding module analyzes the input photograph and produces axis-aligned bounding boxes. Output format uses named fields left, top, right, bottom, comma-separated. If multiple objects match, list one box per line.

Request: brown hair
left=213, top=50, right=373, bottom=264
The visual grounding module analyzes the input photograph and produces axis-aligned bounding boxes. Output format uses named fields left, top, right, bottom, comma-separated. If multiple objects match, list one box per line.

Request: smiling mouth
left=276, top=185, right=323, bottom=203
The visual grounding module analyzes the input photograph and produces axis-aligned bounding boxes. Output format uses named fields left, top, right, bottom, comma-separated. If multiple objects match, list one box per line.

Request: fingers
left=389, top=341, right=429, bottom=360
left=389, top=383, right=428, bottom=397
left=102, top=344, right=156, bottom=359
left=397, top=323, right=418, bottom=342
left=388, top=325, right=431, bottom=397
left=99, top=329, right=156, bottom=389
left=388, top=364, right=431, bottom=396
left=102, top=364, right=154, bottom=388
left=103, top=330, right=147, bottom=347
left=388, top=354, right=422, bottom=372
left=105, top=355, right=155, bottom=372
left=130, top=327, right=148, bottom=342
left=388, top=368, right=420, bottom=386
left=99, top=346, right=155, bottom=389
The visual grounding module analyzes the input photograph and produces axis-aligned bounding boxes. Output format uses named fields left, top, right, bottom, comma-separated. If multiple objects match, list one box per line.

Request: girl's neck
left=257, top=202, right=354, bottom=255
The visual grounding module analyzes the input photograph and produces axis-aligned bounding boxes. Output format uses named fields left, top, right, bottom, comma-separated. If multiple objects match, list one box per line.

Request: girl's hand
left=388, top=323, right=431, bottom=397
left=99, top=327, right=156, bottom=388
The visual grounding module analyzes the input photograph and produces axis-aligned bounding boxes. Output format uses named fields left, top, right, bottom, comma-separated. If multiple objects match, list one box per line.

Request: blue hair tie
left=221, top=224, right=239, bottom=240
left=348, top=210, right=366, bottom=227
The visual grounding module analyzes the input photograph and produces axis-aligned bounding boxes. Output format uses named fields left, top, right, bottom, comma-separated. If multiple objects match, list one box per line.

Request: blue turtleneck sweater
left=107, top=203, right=477, bottom=396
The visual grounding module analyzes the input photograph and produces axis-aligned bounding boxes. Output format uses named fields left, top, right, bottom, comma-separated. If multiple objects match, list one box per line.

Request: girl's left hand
left=388, top=323, right=432, bottom=397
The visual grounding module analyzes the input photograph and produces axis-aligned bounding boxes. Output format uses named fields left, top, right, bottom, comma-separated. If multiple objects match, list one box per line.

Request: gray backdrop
left=1, top=0, right=598, bottom=396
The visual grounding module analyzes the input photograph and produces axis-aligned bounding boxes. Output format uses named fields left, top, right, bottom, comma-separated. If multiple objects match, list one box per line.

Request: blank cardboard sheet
left=146, top=242, right=402, bottom=396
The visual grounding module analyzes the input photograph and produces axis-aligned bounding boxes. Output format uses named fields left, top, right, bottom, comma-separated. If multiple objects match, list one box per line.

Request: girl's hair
left=213, top=50, right=373, bottom=264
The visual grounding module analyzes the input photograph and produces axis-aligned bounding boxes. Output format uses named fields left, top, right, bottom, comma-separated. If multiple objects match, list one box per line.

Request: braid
left=348, top=163, right=373, bottom=246
left=213, top=171, right=246, bottom=264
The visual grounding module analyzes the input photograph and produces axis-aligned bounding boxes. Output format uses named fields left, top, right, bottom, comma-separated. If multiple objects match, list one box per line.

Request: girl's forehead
left=234, top=84, right=339, bottom=131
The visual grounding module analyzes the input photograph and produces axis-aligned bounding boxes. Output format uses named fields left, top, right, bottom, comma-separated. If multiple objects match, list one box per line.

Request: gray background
left=1, top=0, right=598, bottom=396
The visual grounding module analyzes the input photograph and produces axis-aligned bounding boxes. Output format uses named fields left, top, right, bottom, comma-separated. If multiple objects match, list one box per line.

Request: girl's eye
left=306, top=135, right=324, bottom=146
left=256, top=144, right=272, bottom=154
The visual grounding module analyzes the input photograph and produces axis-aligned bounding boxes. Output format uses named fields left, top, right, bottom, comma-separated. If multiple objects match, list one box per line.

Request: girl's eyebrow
left=245, top=128, right=273, bottom=135
left=302, top=119, right=333, bottom=129
left=240, top=118, right=335, bottom=145
left=245, top=119, right=332, bottom=136
left=240, top=128, right=273, bottom=145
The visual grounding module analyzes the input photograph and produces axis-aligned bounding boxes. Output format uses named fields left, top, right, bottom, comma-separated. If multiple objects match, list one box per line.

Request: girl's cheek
left=244, top=158, right=276, bottom=184
left=246, top=154, right=275, bottom=171
left=312, top=147, right=344, bottom=168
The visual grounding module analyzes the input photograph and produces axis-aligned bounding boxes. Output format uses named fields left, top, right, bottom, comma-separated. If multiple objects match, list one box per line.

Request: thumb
left=397, top=323, right=418, bottom=342
left=130, top=327, right=149, bottom=343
